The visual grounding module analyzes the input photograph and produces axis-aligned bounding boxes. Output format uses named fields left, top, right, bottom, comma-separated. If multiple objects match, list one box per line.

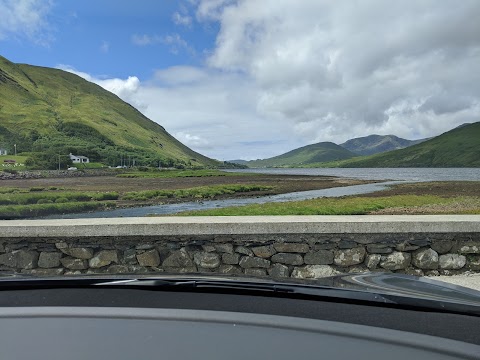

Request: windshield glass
left=0, top=0, right=479, bottom=292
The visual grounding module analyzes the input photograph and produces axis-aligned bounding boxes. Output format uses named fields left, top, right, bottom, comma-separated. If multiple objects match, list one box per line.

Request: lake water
left=44, top=168, right=479, bottom=219
left=225, top=168, right=480, bottom=181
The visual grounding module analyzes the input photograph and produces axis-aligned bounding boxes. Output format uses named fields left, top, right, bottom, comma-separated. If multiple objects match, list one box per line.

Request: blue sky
left=1, top=1, right=479, bottom=160
left=2, top=1, right=216, bottom=79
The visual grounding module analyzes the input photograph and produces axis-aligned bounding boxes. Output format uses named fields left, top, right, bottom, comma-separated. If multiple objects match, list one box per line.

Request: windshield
left=0, top=0, right=479, bottom=293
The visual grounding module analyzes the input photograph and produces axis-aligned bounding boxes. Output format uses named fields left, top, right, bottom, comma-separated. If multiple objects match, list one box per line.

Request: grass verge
left=176, top=195, right=463, bottom=216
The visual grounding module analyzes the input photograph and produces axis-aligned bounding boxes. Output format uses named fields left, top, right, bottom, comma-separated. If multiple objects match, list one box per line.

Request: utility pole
left=14, top=144, right=17, bottom=156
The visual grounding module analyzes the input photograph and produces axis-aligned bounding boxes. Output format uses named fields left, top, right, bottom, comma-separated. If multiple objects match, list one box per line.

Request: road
left=432, top=274, right=480, bottom=292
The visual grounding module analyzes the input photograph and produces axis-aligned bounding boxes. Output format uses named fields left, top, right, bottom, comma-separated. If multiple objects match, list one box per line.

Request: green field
left=0, top=155, right=28, bottom=170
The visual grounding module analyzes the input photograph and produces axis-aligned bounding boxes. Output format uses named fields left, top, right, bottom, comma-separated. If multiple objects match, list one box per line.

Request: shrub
left=37, top=199, right=53, bottom=204
left=29, top=187, right=45, bottom=192
left=55, top=197, right=69, bottom=203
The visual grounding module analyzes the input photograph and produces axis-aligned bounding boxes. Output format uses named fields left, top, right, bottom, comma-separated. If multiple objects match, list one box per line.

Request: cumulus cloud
left=174, top=132, right=211, bottom=149
left=57, top=65, right=147, bottom=111
left=197, top=0, right=480, bottom=144
left=0, top=0, right=53, bottom=45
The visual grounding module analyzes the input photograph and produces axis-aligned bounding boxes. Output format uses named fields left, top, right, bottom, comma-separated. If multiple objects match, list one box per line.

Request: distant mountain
left=340, top=135, right=427, bottom=156
left=0, top=55, right=218, bottom=168
left=331, top=122, right=480, bottom=167
left=245, top=142, right=357, bottom=168
left=227, top=159, right=249, bottom=165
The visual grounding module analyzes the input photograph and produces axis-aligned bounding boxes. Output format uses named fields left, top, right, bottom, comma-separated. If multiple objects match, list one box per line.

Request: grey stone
left=395, top=242, right=420, bottom=252
left=244, top=268, right=267, bottom=277
left=439, top=254, right=466, bottom=270
left=136, top=249, right=161, bottom=267
left=404, top=269, right=424, bottom=277
left=239, top=256, right=270, bottom=269
left=366, top=244, right=393, bottom=254
left=89, top=250, right=119, bottom=268
left=0, top=250, right=39, bottom=269
left=252, top=245, right=276, bottom=258
left=214, top=244, right=234, bottom=254
left=430, top=240, right=453, bottom=254
left=222, top=253, right=240, bottom=265
left=313, top=243, right=337, bottom=250
left=64, top=270, right=83, bottom=276
left=412, top=248, right=439, bottom=270
left=304, top=250, right=334, bottom=265
left=235, top=246, right=253, bottom=256
left=0, top=243, right=5, bottom=253
left=365, top=254, right=382, bottom=269
left=55, top=242, right=68, bottom=250
left=21, top=268, right=64, bottom=276
left=334, top=247, right=366, bottom=266
left=274, top=243, right=309, bottom=253
left=217, top=265, right=242, bottom=275
left=338, top=240, right=357, bottom=249
left=61, top=257, right=88, bottom=270
left=135, top=244, right=155, bottom=250
left=380, top=252, right=411, bottom=270
left=194, top=252, right=220, bottom=269
left=162, top=248, right=194, bottom=267
left=38, top=252, right=62, bottom=268
left=348, top=266, right=368, bottom=273
left=123, top=249, right=138, bottom=265
left=425, top=270, right=440, bottom=276
left=268, top=264, right=290, bottom=278
left=291, top=265, right=338, bottom=279
left=467, top=256, right=480, bottom=271
left=60, top=247, right=94, bottom=260
left=271, top=253, right=303, bottom=265
left=107, top=265, right=131, bottom=274
left=202, top=245, right=216, bottom=252
left=457, top=242, right=480, bottom=254
left=409, top=238, right=430, bottom=247
left=164, top=267, right=198, bottom=274
left=128, top=265, right=150, bottom=273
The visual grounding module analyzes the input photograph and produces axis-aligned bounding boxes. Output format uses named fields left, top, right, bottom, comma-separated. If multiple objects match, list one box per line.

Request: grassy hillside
left=316, top=122, right=480, bottom=167
left=340, top=134, right=426, bottom=155
left=0, top=55, right=218, bottom=168
left=246, top=142, right=357, bottom=167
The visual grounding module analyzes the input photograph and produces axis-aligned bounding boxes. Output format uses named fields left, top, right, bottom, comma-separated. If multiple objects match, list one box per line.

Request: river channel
left=46, top=168, right=479, bottom=219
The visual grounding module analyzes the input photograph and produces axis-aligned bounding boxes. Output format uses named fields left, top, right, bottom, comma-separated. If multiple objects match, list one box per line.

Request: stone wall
left=1, top=231, right=479, bottom=278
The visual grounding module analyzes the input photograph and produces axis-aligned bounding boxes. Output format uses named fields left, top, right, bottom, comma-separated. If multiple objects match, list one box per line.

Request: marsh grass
left=177, top=195, right=458, bottom=216
left=122, top=184, right=273, bottom=201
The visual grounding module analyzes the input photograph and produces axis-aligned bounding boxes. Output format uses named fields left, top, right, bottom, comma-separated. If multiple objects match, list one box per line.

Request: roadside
left=432, top=274, right=480, bottom=292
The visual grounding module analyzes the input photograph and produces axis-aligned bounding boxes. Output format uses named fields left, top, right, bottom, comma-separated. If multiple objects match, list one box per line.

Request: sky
left=1, top=0, right=480, bottom=161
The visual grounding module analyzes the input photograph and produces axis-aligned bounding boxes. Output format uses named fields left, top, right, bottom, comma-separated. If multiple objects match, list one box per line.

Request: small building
left=69, top=153, right=90, bottom=164
left=0, top=148, right=7, bottom=156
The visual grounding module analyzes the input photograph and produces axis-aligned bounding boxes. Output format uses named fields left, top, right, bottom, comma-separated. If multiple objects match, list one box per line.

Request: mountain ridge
left=0, top=55, right=218, bottom=168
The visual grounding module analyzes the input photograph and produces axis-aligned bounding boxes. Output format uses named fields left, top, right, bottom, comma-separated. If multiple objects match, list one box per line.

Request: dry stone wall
left=1, top=232, right=479, bottom=278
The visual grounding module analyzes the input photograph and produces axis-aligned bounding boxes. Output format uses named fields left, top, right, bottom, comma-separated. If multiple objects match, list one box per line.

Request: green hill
left=322, top=122, right=480, bottom=167
left=0, top=55, right=218, bottom=168
left=340, top=134, right=427, bottom=155
left=246, top=142, right=357, bottom=168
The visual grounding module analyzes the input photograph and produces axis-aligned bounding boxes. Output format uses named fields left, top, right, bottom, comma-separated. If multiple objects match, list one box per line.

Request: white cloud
left=131, top=33, right=194, bottom=55
left=0, top=0, right=53, bottom=45
left=174, top=132, right=211, bottom=149
left=197, top=0, right=480, bottom=144
left=172, top=11, right=192, bottom=27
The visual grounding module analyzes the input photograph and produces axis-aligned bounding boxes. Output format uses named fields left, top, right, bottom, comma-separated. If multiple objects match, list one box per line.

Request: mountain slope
left=246, top=142, right=357, bottom=167
left=340, top=134, right=427, bottom=155
left=0, top=55, right=218, bottom=167
left=330, top=122, right=480, bottom=167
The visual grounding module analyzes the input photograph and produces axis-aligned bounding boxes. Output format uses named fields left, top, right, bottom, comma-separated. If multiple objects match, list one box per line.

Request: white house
left=0, top=148, right=7, bottom=156
left=69, top=153, right=90, bottom=164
